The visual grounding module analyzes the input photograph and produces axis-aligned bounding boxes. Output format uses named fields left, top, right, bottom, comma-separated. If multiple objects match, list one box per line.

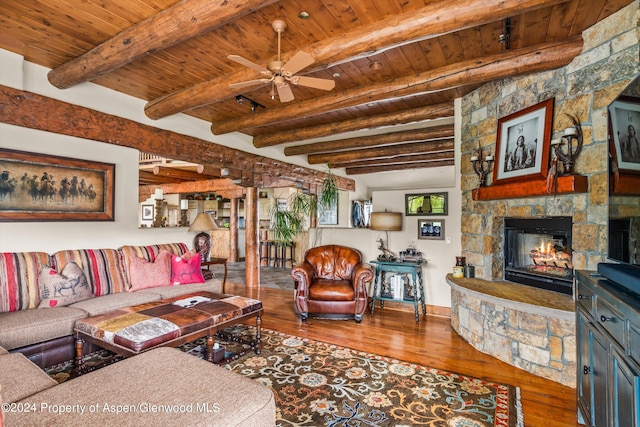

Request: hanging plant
left=319, top=165, right=338, bottom=211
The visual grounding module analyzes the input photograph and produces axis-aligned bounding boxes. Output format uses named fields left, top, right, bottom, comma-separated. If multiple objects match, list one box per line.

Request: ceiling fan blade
left=281, top=51, right=315, bottom=75
left=229, top=78, right=271, bottom=89
left=227, top=55, right=269, bottom=73
left=290, top=75, right=335, bottom=91
left=276, top=83, right=295, bottom=103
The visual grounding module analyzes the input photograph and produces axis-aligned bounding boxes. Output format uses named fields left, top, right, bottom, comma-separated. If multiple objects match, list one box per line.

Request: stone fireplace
left=449, top=0, right=640, bottom=387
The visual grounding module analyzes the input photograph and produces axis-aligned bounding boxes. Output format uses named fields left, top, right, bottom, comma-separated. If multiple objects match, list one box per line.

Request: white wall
left=0, top=49, right=463, bottom=308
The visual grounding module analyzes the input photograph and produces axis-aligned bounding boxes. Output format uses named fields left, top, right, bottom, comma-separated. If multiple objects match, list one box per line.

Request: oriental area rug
left=46, top=326, right=523, bottom=427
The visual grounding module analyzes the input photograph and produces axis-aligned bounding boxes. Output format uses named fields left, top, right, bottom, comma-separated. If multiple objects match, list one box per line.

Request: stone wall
left=460, top=2, right=640, bottom=279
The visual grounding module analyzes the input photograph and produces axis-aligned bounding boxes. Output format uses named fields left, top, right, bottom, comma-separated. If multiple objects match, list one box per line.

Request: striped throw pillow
left=0, top=252, right=50, bottom=312
left=51, top=249, right=128, bottom=297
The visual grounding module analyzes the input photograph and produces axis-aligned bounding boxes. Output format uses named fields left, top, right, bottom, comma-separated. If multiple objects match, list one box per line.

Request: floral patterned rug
left=46, top=326, right=523, bottom=426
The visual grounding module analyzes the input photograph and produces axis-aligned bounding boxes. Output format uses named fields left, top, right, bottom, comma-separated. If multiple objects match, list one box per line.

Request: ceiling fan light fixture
left=235, top=95, right=243, bottom=104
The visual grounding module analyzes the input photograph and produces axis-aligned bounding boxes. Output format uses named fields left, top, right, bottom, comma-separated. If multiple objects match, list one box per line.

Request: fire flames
left=529, top=239, right=572, bottom=269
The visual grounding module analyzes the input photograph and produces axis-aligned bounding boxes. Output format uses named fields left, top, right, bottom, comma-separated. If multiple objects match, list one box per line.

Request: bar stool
left=259, top=240, right=274, bottom=267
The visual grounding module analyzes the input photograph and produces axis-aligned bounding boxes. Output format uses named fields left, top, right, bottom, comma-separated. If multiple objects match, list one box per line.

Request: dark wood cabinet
left=575, top=270, right=640, bottom=427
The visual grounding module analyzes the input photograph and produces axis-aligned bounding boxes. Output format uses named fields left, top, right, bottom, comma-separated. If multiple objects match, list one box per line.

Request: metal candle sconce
left=550, top=115, right=583, bottom=175
left=470, top=142, right=494, bottom=187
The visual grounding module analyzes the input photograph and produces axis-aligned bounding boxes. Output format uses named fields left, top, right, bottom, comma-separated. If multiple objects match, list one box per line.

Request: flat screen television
left=600, top=74, right=640, bottom=292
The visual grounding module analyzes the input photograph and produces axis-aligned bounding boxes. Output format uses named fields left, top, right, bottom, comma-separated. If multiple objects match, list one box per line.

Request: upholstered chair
left=291, top=245, right=374, bottom=323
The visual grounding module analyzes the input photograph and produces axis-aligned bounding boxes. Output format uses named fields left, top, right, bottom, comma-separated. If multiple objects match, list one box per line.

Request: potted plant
left=269, top=166, right=338, bottom=244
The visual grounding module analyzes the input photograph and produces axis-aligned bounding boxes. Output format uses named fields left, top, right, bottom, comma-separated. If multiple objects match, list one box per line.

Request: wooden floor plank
left=226, top=281, right=580, bottom=427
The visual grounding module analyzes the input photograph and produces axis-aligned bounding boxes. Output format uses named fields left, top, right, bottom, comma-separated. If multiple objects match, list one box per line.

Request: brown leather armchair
left=291, top=245, right=374, bottom=323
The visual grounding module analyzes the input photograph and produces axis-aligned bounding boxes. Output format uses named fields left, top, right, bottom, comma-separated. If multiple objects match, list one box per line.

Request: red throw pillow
left=128, top=250, right=172, bottom=291
left=171, top=253, right=205, bottom=285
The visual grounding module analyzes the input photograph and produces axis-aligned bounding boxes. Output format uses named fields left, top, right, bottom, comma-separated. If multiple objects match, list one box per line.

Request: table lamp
left=189, top=213, right=218, bottom=262
left=370, top=211, right=402, bottom=261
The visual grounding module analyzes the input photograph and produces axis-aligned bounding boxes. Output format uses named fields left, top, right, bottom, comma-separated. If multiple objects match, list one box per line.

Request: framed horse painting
left=0, top=148, right=115, bottom=221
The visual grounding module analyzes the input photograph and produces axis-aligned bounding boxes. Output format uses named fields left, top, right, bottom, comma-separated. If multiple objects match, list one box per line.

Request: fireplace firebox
left=504, top=217, right=573, bottom=294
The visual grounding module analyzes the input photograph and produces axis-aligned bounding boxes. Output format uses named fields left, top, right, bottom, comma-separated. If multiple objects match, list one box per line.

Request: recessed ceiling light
left=332, top=72, right=341, bottom=78
left=369, top=61, right=383, bottom=71
left=298, top=11, right=310, bottom=19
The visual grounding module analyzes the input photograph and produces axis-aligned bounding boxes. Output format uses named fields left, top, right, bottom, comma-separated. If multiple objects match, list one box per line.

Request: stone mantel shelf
left=472, top=174, right=588, bottom=201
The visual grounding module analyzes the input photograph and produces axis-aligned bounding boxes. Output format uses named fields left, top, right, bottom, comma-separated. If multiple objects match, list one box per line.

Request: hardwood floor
left=225, top=280, right=580, bottom=427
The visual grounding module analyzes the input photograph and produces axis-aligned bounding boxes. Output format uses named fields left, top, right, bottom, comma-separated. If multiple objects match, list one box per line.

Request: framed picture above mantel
left=0, top=148, right=115, bottom=221
left=493, top=98, right=554, bottom=185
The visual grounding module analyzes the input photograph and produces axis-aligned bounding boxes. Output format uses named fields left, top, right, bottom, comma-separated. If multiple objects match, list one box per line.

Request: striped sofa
left=0, top=243, right=223, bottom=368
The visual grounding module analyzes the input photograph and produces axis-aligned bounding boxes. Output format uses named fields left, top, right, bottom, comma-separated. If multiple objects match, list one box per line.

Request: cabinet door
left=592, top=328, right=609, bottom=427
left=578, top=313, right=594, bottom=425
left=611, top=349, right=640, bottom=427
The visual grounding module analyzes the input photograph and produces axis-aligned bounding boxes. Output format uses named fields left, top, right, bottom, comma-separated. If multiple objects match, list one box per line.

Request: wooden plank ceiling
left=0, top=0, right=633, bottom=188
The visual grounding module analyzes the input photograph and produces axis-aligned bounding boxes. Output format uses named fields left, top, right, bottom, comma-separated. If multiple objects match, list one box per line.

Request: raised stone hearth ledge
left=447, top=275, right=576, bottom=388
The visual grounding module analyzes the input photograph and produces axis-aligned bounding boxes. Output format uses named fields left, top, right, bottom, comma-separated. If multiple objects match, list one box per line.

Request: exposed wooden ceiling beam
left=211, top=37, right=583, bottom=135
left=328, top=151, right=455, bottom=169
left=144, top=0, right=567, bottom=119
left=140, top=179, right=246, bottom=202
left=0, top=84, right=355, bottom=191
left=139, top=171, right=184, bottom=185
left=152, top=165, right=221, bottom=180
left=47, top=0, right=278, bottom=89
left=308, top=140, right=454, bottom=165
left=284, top=126, right=454, bottom=157
left=346, top=160, right=455, bottom=175
left=255, top=103, right=454, bottom=148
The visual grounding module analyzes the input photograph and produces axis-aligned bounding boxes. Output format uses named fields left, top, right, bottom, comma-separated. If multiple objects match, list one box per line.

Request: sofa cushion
left=52, top=249, right=128, bottom=297
left=136, top=280, right=223, bottom=299
left=170, top=253, right=205, bottom=285
left=7, top=347, right=275, bottom=426
left=119, top=243, right=188, bottom=288
left=68, top=291, right=161, bottom=316
left=0, top=307, right=87, bottom=350
left=128, top=250, right=172, bottom=291
left=0, top=346, right=8, bottom=355
left=38, top=262, right=94, bottom=308
left=0, top=353, right=57, bottom=403
left=0, top=252, right=50, bottom=312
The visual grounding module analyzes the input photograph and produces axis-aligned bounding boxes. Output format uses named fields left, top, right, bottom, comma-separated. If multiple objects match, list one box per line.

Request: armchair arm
left=352, top=262, right=374, bottom=299
left=291, top=262, right=315, bottom=296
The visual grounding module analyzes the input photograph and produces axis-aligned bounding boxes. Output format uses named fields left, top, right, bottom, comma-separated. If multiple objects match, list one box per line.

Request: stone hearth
left=447, top=275, right=575, bottom=387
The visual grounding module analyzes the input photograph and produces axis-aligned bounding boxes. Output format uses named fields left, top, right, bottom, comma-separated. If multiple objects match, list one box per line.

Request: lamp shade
left=370, top=212, right=402, bottom=231
left=188, top=213, right=218, bottom=232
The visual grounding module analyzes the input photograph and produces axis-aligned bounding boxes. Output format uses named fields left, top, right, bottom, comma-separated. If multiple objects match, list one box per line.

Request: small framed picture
left=141, top=204, right=154, bottom=220
left=493, top=98, right=554, bottom=185
left=277, top=198, right=288, bottom=210
left=318, top=200, right=338, bottom=225
left=418, top=219, right=444, bottom=240
left=609, top=96, right=640, bottom=173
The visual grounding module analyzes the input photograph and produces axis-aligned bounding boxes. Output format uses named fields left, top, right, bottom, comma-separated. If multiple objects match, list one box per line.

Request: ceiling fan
left=228, top=19, right=335, bottom=103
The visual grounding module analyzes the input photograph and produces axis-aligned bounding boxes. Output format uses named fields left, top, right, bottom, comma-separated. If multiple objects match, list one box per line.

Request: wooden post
left=229, top=197, right=239, bottom=262
left=245, top=187, right=259, bottom=287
